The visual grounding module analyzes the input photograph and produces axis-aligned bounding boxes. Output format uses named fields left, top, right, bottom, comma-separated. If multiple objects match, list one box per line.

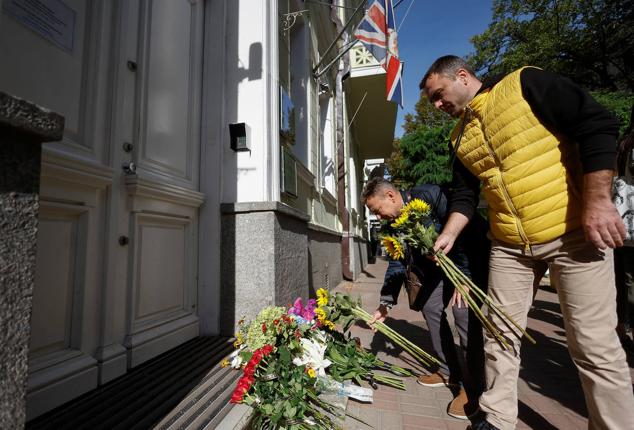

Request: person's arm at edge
left=371, top=259, right=406, bottom=330
left=434, top=212, right=471, bottom=255
left=521, top=67, right=624, bottom=248
left=434, top=159, right=479, bottom=254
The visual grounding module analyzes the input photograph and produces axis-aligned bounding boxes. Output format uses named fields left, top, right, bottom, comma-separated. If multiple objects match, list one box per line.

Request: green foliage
left=387, top=121, right=457, bottom=188
left=469, top=0, right=634, bottom=91
left=402, top=96, right=452, bottom=135
left=591, top=91, right=634, bottom=136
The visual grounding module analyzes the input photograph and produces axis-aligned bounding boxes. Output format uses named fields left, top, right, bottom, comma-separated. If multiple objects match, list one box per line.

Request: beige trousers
left=479, top=229, right=634, bottom=430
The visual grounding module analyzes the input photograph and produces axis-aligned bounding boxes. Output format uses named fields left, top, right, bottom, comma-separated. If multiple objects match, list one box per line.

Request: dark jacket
left=379, top=184, right=490, bottom=307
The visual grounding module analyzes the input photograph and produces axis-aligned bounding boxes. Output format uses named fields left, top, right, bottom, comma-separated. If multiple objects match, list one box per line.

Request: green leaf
left=285, top=404, right=297, bottom=418
left=278, top=346, right=291, bottom=364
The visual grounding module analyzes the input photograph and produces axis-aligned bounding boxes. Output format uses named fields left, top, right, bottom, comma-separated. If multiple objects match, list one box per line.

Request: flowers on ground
left=227, top=291, right=422, bottom=429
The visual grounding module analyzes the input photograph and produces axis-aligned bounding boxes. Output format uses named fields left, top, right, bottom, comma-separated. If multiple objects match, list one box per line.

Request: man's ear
left=384, top=189, right=397, bottom=201
left=457, top=69, right=469, bottom=85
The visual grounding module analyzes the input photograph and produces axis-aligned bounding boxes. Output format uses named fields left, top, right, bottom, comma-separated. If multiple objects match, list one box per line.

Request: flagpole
left=313, top=39, right=358, bottom=78
left=311, top=0, right=367, bottom=76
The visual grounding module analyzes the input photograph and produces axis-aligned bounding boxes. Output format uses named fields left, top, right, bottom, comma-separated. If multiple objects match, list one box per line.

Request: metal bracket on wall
left=281, top=10, right=309, bottom=31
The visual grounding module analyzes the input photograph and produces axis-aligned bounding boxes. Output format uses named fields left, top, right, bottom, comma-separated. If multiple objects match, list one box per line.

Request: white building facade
left=0, top=0, right=396, bottom=420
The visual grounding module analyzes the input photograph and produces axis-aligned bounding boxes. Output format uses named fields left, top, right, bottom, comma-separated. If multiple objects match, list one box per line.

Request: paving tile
left=356, top=406, right=380, bottom=428
left=370, top=399, right=400, bottom=411
left=399, top=402, right=443, bottom=417
left=378, top=410, right=404, bottom=429
left=448, top=422, right=473, bottom=430
left=540, top=413, right=578, bottom=429
left=402, top=414, right=449, bottom=429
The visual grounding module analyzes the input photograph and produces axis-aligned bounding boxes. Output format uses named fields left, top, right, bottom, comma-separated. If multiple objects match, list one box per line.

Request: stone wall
left=0, top=92, right=63, bottom=429
left=351, top=235, right=369, bottom=280
left=307, top=226, right=342, bottom=296
left=220, top=202, right=309, bottom=335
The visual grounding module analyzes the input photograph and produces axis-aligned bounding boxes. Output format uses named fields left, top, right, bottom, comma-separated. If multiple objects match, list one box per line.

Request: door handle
left=122, top=161, right=136, bottom=175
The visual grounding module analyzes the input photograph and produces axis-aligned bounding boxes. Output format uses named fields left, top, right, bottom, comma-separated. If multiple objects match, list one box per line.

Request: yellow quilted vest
left=451, top=67, right=583, bottom=247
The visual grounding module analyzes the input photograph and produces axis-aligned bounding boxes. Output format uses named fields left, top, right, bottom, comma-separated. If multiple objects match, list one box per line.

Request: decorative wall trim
left=26, top=354, right=98, bottom=420
left=40, top=148, right=114, bottom=189
left=124, top=314, right=199, bottom=349
left=320, top=187, right=337, bottom=207
left=307, top=222, right=342, bottom=237
left=296, top=157, right=316, bottom=189
left=126, top=174, right=205, bottom=208
left=27, top=353, right=97, bottom=391
left=125, top=315, right=199, bottom=368
left=221, top=201, right=310, bottom=222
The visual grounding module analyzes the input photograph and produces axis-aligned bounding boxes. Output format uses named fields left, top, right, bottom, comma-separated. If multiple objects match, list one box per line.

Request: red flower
left=262, top=322, right=267, bottom=333
left=230, top=376, right=252, bottom=403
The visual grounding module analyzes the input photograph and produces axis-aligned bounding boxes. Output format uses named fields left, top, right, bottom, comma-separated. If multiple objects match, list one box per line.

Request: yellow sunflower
left=314, top=307, right=327, bottom=322
left=405, top=198, right=431, bottom=215
left=382, top=236, right=405, bottom=260
left=391, top=210, right=410, bottom=228
left=220, top=359, right=230, bottom=368
left=316, top=288, right=329, bottom=307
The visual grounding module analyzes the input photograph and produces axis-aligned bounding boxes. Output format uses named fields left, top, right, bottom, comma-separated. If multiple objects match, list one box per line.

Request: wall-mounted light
left=229, top=122, right=251, bottom=152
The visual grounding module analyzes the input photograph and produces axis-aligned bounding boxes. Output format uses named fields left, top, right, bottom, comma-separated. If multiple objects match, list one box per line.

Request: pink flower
left=288, top=297, right=304, bottom=316
left=302, top=299, right=316, bottom=320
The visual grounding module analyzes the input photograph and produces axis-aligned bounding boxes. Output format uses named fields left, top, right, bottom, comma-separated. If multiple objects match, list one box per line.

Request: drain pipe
left=332, top=2, right=353, bottom=280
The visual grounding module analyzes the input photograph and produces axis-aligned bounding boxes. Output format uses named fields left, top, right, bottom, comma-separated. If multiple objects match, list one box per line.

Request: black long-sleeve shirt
left=449, top=67, right=621, bottom=220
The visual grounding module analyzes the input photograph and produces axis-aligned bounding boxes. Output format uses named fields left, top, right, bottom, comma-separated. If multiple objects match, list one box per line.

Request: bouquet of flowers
left=381, top=198, right=535, bottom=350
left=226, top=289, right=435, bottom=429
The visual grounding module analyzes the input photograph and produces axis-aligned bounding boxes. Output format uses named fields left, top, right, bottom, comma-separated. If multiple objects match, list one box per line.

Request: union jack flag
left=354, top=0, right=403, bottom=106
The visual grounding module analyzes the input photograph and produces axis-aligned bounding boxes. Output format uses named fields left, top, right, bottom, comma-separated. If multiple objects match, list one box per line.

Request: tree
left=402, top=96, right=452, bottom=135
left=386, top=121, right=456, bottom=189
left=591, top=91, right=634, bottom=136
left=469, top=0, right=634, bottom=92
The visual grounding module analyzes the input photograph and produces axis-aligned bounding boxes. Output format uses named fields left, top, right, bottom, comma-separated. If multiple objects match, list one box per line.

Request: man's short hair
left=361, top=177, right=396, bottom=204
left=419, top=55, right=476, bottom=90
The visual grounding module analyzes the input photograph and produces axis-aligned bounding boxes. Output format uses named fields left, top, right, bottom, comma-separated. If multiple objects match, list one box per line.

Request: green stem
left=436, top=257, right=511, bottom=350
left=437, top=252, right=536, bottom=344
left=352, top=308, right=440, bottom=366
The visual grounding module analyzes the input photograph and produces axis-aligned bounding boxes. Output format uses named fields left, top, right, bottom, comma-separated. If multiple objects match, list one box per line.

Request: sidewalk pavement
left=335, top=258, right=634, bottom=430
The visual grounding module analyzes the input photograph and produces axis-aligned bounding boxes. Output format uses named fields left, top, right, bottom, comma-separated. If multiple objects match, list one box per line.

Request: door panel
left=135, top=0, right=203, bottom=185
left=134, top=215, right=188, bottom=323
left=30, top=212, right=82, bottom=359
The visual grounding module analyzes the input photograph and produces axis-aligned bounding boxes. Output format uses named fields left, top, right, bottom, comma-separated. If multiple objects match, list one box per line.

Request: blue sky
left=393, top=0, right=493, bottom=137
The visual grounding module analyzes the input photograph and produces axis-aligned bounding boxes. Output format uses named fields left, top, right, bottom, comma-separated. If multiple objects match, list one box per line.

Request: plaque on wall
left=279, top=87, right=296, bottom=145
left=2, top=0, right=76, bottom=53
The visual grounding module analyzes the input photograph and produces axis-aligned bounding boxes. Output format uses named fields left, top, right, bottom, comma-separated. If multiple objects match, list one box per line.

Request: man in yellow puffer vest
left=420, top=55, right=634, bottom=430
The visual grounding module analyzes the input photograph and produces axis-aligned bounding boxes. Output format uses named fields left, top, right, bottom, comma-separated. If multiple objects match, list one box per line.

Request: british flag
left=354, top=0, right=403, bottom=106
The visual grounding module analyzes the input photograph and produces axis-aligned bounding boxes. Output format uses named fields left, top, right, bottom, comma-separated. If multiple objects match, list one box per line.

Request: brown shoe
left=447, top=387, right=479, bottom=420
left=416, top=371, right=456, bottom=387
